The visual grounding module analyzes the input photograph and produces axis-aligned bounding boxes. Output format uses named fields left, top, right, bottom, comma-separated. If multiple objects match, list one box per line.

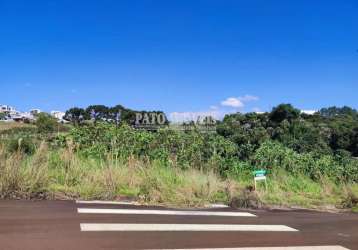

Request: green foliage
left=253, top=141, right=358, bottom=182
left=269, top=104, right=300, bottom=123
left=1, top=124, right=358, bottom=208
left=65, top=104, right=167, bottom=126
left=64, top=107, right=89, bottom=124
left=0, top=126, right=38, bottom=137
left=7, top=137, right=36, bottom=155
left=350, top=128, right=358, bottom=156
left=35, top=113, right=58, bottom=134
left=2, top=103, right=358, bottom=208
left=67, top=123, right=237, bottom=173
left=217, top=112, right=270, bottom=160
left=64, top=120, right=358, bottom=183
left=273, top=119, right=331, bottom=155
left=319, top=106, right=358, bottom=118
left=218, top=104, right=358, bottom=158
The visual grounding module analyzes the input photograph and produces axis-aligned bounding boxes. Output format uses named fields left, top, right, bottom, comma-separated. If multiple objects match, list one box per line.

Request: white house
left=51, top=111, right=65, bottom=120
left=0, top=105, right=38, bottom=122
left=301, top=110, right=317, bottom=115
left=0, top=105, right=16, bottom=114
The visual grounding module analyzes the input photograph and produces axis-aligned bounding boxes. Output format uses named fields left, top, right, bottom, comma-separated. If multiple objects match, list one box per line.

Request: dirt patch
left=230, top=186, right=262, bottom=209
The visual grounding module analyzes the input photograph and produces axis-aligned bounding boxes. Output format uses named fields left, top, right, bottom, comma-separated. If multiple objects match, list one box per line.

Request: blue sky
left=0, top=0, right=357, bottom=117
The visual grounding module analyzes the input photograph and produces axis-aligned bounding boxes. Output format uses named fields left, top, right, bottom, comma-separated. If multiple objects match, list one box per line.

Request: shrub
left=35, top=113, right=58, bottom=134
left=253, top=140, right=358, bottom=182
left=67, top=123, right=238, bottom=173
left=7, top=137, right=36, bottom=155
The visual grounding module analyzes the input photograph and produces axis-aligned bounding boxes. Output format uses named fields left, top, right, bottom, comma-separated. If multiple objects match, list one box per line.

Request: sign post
left=253, top=170, right=267, bottom=190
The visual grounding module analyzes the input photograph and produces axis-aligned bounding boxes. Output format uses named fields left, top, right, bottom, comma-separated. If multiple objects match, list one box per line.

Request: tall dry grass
left=0, top=144, right=23, bottom=198
left=0, top=122, right=34, bottom=132
left=48, top=152, right=239, bottom=206
left=0, top=142, right=49, bottom=198
left=1, top=141, right=357, bottom=210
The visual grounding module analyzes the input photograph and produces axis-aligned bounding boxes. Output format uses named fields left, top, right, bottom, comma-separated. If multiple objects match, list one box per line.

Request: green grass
left=12, top=146, right=236, bottom=206
left=259, top=174, right=340, bottom=208
left=0, top=141, right=357, bottom=209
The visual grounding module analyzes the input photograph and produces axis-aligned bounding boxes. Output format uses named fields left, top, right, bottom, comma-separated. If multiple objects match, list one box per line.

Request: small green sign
left=253, top=169, right=268, bottom=190
left=253, top=170, right=267, bottom=177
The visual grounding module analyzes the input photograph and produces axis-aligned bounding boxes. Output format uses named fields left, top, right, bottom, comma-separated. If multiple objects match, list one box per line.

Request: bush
left=253, top=140, right=358, bottom=182
left=35, top=113, right=58, bottom=134
left=0, top=113, right=6, bottom=120
left=67, top=123, right=238, bottom=173
left=7, top=137, right=36, bottom=155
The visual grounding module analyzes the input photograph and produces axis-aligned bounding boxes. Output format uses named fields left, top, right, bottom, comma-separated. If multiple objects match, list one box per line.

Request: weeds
left=0, top=147, right=24, bottom=198
left=341, top=187, right=358, bottom=212
left=0, top=122, right=357, bottom=210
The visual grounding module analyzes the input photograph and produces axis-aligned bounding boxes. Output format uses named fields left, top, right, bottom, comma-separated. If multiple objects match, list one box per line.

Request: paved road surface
left=0, top=200, right=357, bottom=250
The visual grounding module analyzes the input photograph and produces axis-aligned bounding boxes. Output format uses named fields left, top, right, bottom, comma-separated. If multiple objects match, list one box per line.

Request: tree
left=86, top=105, right=110, bottom=121
left=217, top=112, right=270, bottom=159
left=319, top=106, right=358, bottom=118
left=64, top=104, right=168, bottom=128
left=64, top=107, right=89, bottom=124
left=109, top=105, right=136, bottom=124
left=269, top=104, right=300, bottom=124
left=349, top=127, right=358, bottom=156
left=273, top=119, right=331, bottom=154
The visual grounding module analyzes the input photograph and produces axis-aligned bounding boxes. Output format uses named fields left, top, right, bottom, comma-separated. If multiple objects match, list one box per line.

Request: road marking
left=208, top=204, right=230, bottom=208
left=76, top=200, right=137, bottom=205
left=77, top=208, right=256, bottom=217
left=145, top=247, right=349, bottom=250
left=76, top=200, right=230, bottom=209
left=80, top=224, right=297, bottom=232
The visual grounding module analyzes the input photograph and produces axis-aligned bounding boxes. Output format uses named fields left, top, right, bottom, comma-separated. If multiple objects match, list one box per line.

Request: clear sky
left=0, top=0, right=357, bottom=117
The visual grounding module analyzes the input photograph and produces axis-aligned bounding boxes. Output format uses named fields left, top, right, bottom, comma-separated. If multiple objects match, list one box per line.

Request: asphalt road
left=0, top=200, right=357, bottom=250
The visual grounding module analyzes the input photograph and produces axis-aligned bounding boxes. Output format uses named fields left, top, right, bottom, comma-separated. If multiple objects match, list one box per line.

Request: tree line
left=64, top=104, right=358, bottom=158
left=64, top=104, right=167, bottom=125
left=217, top=104, right=358, bottom=158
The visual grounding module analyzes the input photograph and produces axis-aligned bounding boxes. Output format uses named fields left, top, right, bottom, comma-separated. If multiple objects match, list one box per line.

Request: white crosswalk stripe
left=78, top=208, right=256, bottom=217
left=76, top=200, right=138, bottom=205
left=80, top=223, right=298, bottom=232
left=145, top=247, right=349, bottom=250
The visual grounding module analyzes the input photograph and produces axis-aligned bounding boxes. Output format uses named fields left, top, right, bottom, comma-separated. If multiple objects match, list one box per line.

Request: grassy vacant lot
left=0, top=121, right=357, bottom=211
left=0, top=143, right=357, bottom=210
left=0, top=121, right=34, bottom=132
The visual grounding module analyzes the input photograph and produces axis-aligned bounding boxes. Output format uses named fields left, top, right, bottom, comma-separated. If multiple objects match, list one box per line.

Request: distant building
left=301, top=110, right=317, bottom=115
left=9, top=112, right=33, bottom=122
left=0, top=105, right=68, bottom=123
left=51, top=111, right=65, bottom=120
left=30, top=109, right=41, bottom=115
left=0, top=105, right=38, bottom=122
left=0, top=105, right=16, bottom=114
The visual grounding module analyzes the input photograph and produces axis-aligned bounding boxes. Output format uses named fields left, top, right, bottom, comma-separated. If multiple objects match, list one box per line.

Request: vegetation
left=64, top=104, right=167, bottom=125
left=0, top=104, right=357, bottom=211
left=35, top=113, right=58, bottom=134
left=0, top=122, right=35, bottom=132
